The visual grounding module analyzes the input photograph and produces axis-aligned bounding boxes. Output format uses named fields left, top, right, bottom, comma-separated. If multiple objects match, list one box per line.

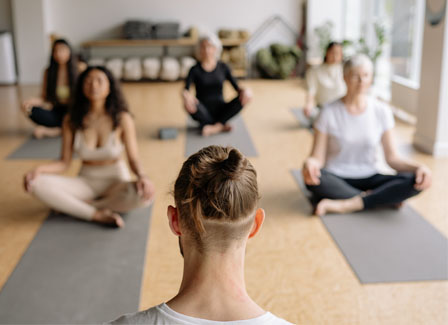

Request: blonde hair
left=174, top=146, right=259, bottom=252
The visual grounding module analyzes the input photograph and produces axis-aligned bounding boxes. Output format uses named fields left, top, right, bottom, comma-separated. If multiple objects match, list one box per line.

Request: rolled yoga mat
left=7, top=136, right=62, bottom=160
left=291, top=169, right=448, bottom=284
left=185, top=115, right=258, bottom=157
left=0, top=205, right=152, bottom=324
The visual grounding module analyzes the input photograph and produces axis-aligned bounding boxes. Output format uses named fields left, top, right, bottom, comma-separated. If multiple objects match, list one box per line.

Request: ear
left=248, top=208, right=265, bottom=239
left=167, top=205, right=182, bottom=236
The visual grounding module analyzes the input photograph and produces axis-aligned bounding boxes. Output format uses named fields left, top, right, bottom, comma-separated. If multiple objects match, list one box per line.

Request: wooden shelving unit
left=219, top=37, right=248, bottom=78
left=81, top=36, right=249, bottom=78
left=82, top=37, right=197, bottom=48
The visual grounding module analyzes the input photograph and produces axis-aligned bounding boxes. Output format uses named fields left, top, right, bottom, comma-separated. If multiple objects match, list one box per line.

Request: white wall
left=391, top=81, right=419, bottom=115
left=45, top=0, right=301, bottom=48
left=12, top=0, right=50, bottom=84
left=0, top=0, right=12, bottom=31
left=14, top=0, right=302, bottom=83
left=306, top=0, right=344, bottom=60
left=413, top=0, right=448, bottom=157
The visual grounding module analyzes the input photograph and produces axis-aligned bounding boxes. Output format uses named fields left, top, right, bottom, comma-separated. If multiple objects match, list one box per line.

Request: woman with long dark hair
left=23, top=66, right=155, bottom=227
left=21, top=39, right=81, bottom=138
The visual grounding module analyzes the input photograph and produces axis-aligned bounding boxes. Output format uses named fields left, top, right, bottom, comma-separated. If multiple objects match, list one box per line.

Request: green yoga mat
left=291, top=169, right=448, bottom=283
left=0, top=205, right=152, bottom=324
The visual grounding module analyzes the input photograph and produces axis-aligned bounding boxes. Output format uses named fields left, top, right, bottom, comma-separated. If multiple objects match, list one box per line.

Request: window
left=390, top=0, right=424, bottom=88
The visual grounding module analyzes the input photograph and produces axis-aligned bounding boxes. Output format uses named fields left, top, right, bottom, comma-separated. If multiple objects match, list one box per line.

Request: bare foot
left=202, top=123, right=226, bottom=136
left=315, top=196, right=364, bottom=216
left=92, top=209, right=125, bottom=228
left=222, top=124, right=233, bottom=132
left=393, top=202, right=404, bottom=209
left=33, top=126, right=61, bottom=139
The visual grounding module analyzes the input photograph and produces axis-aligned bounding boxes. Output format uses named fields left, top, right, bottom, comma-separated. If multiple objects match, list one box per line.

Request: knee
left=29, top=174, right=53, bottom=196
left=398, top=172, right=417, bottom=186
left=397, top=172, right=422, bottom=195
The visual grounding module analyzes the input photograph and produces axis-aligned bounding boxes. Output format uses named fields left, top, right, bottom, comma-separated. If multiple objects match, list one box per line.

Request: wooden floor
left=0, top=80, right=447, bottom=324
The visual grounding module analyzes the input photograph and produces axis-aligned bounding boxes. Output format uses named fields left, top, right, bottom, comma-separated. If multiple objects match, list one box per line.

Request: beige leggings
left=31, top=160, right=149, bottom=220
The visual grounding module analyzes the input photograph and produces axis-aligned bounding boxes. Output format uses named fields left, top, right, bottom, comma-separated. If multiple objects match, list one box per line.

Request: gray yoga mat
left=185, top=115, right=258, bottom=157
left=291, top=169, right=448, bottom=283
left=7, top=136, right=62, bottom=160
left=290, top=107, right=318, bottom=129
left=0, top=206, right=152, bottom=324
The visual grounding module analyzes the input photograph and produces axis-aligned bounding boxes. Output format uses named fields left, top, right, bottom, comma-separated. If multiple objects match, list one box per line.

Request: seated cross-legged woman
left=21, top=39, right=83, bottom=138
left=302, top=54, right=432, bottom=216
left=301, top=41, right=346, bottom=126
left=23, top=66, right=155, bottom=227
left=182, top=33, right=252, bottom=136
left=110, top=146, right=292, bottom=324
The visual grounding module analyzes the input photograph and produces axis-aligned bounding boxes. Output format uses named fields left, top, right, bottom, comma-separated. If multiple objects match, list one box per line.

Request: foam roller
left=106, top=58, right=124, bottom=80
left=143, top=57, right=161, bottom=80
left=180, top=56, right=196, bottom=79
left=160, top=57, right=180, bottom=81
left=123, top=57, right=142, bottom=80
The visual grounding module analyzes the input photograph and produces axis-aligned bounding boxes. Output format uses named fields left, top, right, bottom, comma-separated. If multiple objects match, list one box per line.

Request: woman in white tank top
left=23, top=66, right=155, bottom=227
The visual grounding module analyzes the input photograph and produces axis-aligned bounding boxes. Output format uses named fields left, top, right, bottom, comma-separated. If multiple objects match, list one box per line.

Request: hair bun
left=220, top=148, right=242, bottom=179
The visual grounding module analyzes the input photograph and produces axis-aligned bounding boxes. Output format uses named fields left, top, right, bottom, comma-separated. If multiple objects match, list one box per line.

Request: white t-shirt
left=306, top=63, right=346, bottom=106
left=109, top=303, right=293, bottom=325
left=314, top=97, right=395, bottom=179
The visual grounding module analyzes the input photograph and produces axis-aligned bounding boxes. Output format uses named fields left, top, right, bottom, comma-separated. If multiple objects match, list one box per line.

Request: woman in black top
left=182, top=34, right=252, bottom=136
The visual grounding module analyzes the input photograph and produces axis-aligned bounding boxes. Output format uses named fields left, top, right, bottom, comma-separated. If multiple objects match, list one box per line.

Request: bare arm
left=121, top=112, right=145, bottom=177
left=382, top=129, right=421, bottom=172
left=382, top=129, right=432, bottom=190
left=41, top=69, right=48, bottom=100
left=36, top=116, right=74, bottom=174
left=304, top=69, right=317, bottom=116
left=120, top=112, right=155, bottom=200
left=302, top=129, right=328, bottom=185
left=24, top=116, right=74, bottom=191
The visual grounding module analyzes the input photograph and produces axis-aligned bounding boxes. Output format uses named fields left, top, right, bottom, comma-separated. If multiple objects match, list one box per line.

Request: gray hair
left=195, top=32, right=222, bottom=60
left=343, top=54, right=373, bottom=76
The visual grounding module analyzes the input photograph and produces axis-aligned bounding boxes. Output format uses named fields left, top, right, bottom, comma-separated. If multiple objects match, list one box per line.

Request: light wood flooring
left=0, top=80, right=446, bottom=324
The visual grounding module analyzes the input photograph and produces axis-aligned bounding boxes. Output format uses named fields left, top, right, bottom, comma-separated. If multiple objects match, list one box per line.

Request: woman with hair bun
left=110, top=146, right=291, bottom=324
left=23, top=66, right=155, bottom=227
left=182, top=33, right=253, bottom=136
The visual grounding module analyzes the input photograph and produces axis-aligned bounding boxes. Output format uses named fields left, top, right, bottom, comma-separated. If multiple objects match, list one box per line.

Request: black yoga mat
left=291, top=169, right=448, bottom=284
left=7, top=136, right=62, bottom=160
left=185, top=115, right=258, bottom=157
left=0, top=206, right=152, bottom=324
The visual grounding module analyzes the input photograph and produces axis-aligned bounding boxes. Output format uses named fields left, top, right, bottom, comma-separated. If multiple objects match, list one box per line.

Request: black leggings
left=29, top=104, right=68, bottom=128
left=190, top=96, right=243, bottom=127
left=306, top=169, right=421, bottom=209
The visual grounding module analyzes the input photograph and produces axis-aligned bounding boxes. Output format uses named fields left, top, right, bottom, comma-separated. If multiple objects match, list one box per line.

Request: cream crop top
left=74, top=130, right=124, bottom=161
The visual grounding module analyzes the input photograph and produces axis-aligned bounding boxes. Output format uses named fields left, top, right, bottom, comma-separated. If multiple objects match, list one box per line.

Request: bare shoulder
left=119, top=112, right=135, bottom=130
